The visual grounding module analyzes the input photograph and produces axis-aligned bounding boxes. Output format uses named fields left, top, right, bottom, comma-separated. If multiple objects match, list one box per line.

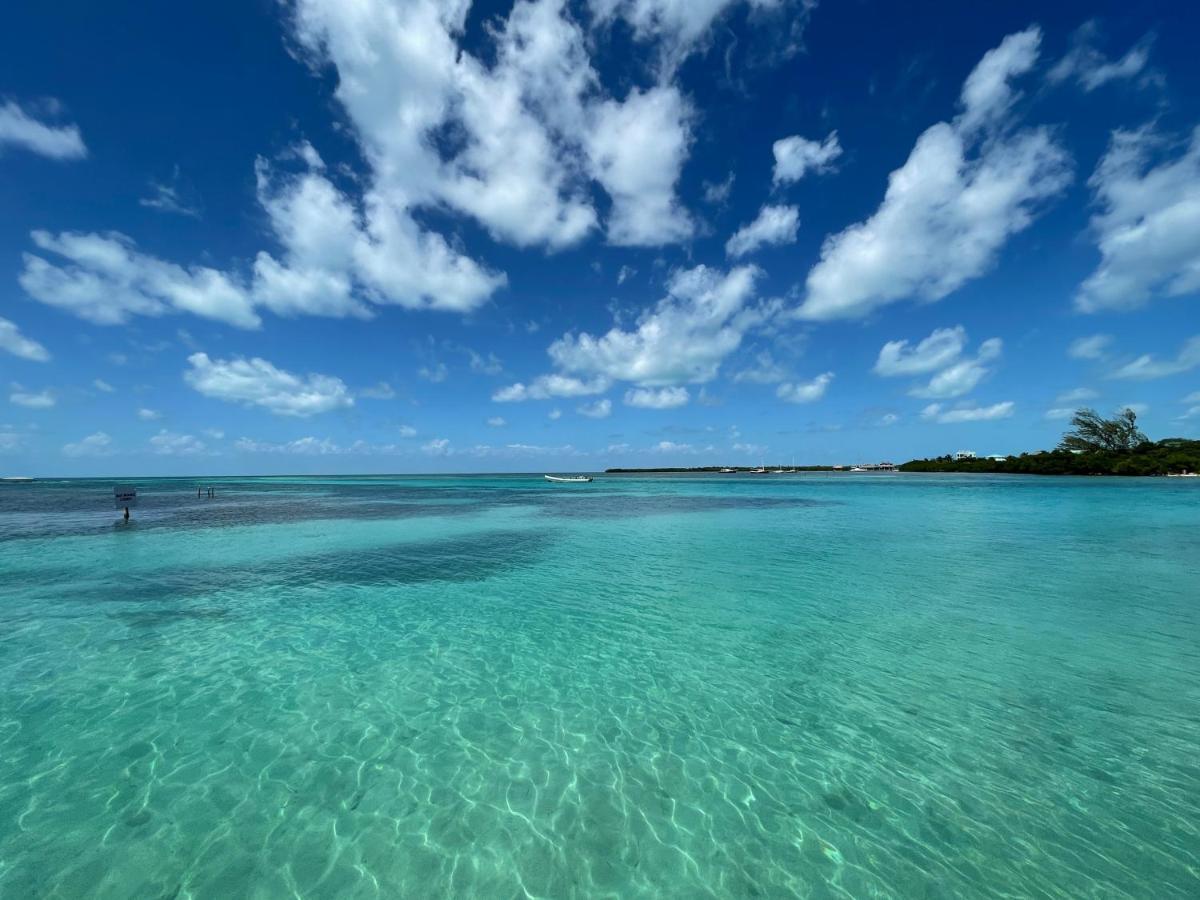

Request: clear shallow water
left=1, top=474, right=1198, bottom=899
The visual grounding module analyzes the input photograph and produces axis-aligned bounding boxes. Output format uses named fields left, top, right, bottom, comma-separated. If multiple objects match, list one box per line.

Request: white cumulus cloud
left=21, top=1, right=738, bottom=327
left=548, top=264, right=766, bottom=387
left=291, top=0, right=699, bottom=265
left=798, top=27, right=1070, bottom=321
left=1076, top=126, right=1200, bottom=312
left=624, top=386, right=689, bottom=409
left=874, top=326, right=967, bottom=376
left=493, top=374, right=611, bottom=402
left=184, top=352, right=354, bottom=416
left=726, top=205, right=800, bottom=257
left=776, top=372, right=833, bottom=403
left=772, top=131, right=842, bottom=183
left=577, top=398, right=613, bottom=418
left=910, top=338, right=1002, bottom=399
left=20, top=230, right=260, bottom=329
left=587, top=86, right=694, bottom=246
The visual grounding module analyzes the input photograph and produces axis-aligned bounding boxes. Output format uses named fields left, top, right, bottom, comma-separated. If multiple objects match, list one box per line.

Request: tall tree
left=1059, top=408, right=1148, bottom=453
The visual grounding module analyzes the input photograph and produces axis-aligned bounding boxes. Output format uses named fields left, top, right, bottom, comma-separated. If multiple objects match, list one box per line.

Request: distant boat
left=1167, top=472, right=1198, bottom=478
left=719, top=467, right=736, bottom=473
left=544, top=474, right=593, bottom=483
left=749, top=466, right=768, bottom=474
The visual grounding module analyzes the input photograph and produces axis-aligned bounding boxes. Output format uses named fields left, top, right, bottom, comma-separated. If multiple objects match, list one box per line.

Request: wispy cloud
left=140, top=168, right=201, bottom=217
left=63, top=431, right=112, bottom=457
left=0, top=100, right=86, bottom=160
left=922, top=401, right=1015, bottom=424
left=1109, top=336, right=1200, bottom=380
left=0, top=317, right=50, bottom=362
left=9, top=384, right=55, bottom=408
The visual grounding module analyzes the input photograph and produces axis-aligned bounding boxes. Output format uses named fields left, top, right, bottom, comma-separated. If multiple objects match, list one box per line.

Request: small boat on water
left=1166, top=471, right=1198, bottom=478
left=544, top=474, right=593, bottom=483
left=719, top=467, right=736, bottom=473
left=748, top=466, right=768, bottom=474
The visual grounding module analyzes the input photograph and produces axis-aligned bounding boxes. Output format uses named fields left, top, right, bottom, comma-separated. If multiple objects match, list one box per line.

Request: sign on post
left=114, top=486, right=138, bottom=509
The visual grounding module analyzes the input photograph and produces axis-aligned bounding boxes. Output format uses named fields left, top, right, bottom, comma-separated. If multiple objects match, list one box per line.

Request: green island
left=607, top=410, right=1200, bottom=477
left=901, top=408, right=1200, bottom=476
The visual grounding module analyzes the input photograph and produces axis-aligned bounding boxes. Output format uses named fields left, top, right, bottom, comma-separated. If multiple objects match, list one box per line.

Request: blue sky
left=1, top=0, right=1198, bottom=475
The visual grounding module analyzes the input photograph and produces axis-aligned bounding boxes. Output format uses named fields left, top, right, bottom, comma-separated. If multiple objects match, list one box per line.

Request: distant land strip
left=606, top=466, right=841, bottom=473
left=606, top=437, right=1200, bottom=477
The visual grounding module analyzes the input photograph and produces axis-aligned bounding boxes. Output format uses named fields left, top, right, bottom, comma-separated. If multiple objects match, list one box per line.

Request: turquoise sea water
left=1, top=473, right=1198, bottom=898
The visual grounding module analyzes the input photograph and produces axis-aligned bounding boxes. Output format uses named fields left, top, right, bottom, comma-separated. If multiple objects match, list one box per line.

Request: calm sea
left=1, top=474, right=1197, bottom=898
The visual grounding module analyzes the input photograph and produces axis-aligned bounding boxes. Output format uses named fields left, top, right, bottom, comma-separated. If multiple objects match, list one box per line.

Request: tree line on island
left=900, top=408, right=1200, bottom=476
left=606, top=410, right=1199, bottom=476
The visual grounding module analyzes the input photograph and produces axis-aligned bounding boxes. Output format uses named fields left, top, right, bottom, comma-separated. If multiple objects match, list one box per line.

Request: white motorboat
left=544, top=474, right=593, bottom=483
